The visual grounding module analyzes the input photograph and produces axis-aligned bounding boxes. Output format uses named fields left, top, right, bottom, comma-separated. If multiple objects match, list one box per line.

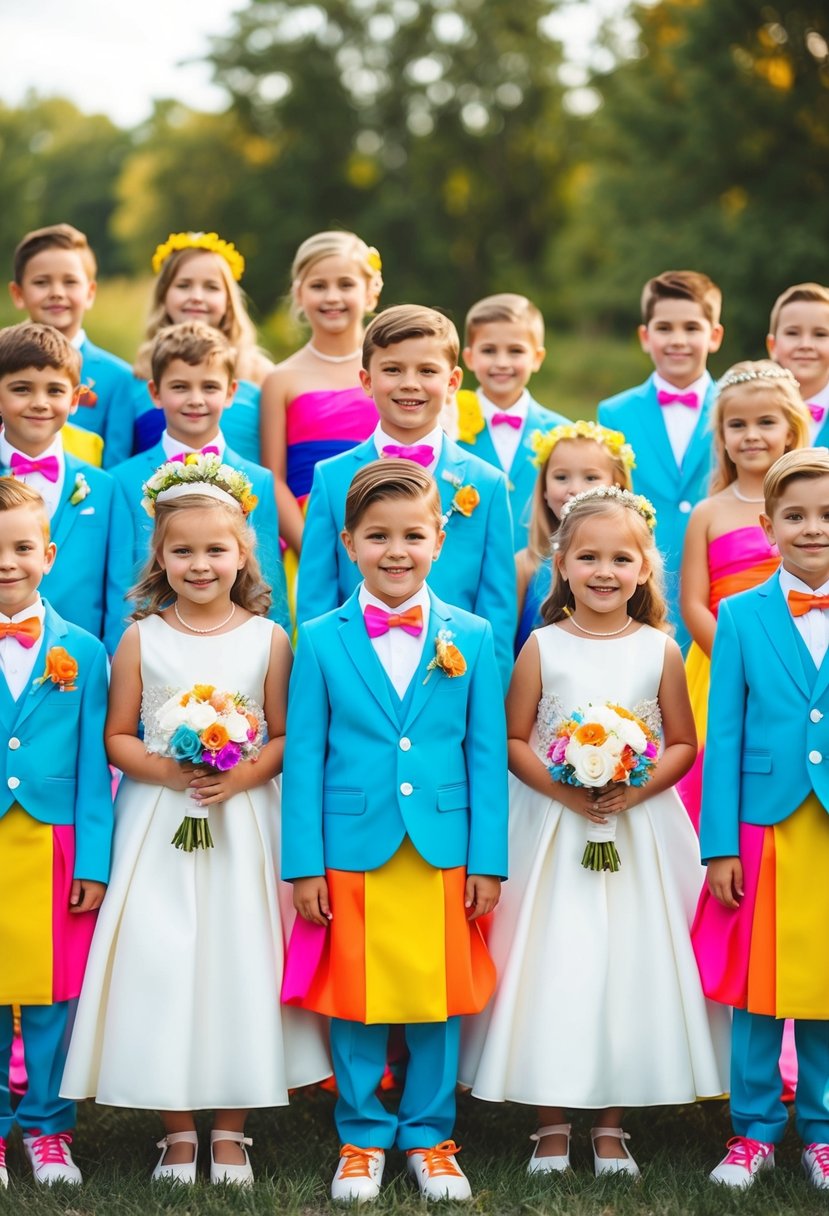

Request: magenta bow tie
left=381, top=444, right=434, bottom=467
left=808, top=403, right=826, bottom=424
left=657, top=389, right=699, bottom=410
left=169, top=445, right=221, bottom=463
left=363, top=603, right=424, bottom=638
left=9, top=452, right=60, bottom=482
left=491, top=412, right=522, bottom=429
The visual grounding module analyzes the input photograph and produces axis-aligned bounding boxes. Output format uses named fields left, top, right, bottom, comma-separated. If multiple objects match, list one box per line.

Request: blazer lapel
left=50, top=455, right=86, bottom=551
left=0, top=670, right=16, bottom=732
left=436, top=439, right=470, bottom=518
left=338, top=595, right=400, bottom=729
left=623, top=381, right=678, bottom=486
left=14, top=604, right=69, bottom=732
left=678, top=382, right=715, bottom=492
left=402, top=593, right=455, bottom=732
left=755, top=576, right=811, bottom=699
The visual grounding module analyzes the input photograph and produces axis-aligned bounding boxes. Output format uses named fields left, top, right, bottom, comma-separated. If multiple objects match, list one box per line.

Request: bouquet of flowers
left=546, top=703, right=658, bottom=871
left=148, top=684, right=264, bottom=851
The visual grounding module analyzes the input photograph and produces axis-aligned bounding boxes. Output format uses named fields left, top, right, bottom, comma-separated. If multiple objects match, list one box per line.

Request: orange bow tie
left=363, top=603, right=424, bottom=638
left=0, top=616, right=42, bottom=648
left=788, top=590, right=829, bottom=618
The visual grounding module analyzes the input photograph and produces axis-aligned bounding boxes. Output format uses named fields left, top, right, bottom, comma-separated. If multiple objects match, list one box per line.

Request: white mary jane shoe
left=210, top=1129, right=254, bottom=1187
left=528, top=1123, right=572, bottom=1174
left=151, top=1130, right=198, bottom=1184
left=590, top=1127, right=640, bottom=1179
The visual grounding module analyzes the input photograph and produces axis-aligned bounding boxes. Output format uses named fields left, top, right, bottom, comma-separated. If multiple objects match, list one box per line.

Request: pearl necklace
left=307, top=342, right=362, bottom=364
left=731, top=484, right=765, bottom=504
left=174, top=601, right=236, bottom=634
left=568, top=613, right=632, bottom=638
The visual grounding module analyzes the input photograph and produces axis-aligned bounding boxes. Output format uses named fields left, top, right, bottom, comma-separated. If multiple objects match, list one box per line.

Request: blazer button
left=811, top=709, right=824, bottom=723
left=7, top=776, right=20, bottom=789
left=399, top=737, right=412, bottom=751
left=809, top=750, right=823, bottom=765
left=400, top=781, right=413, bottom=796
left=679, top=500, right=692, bottom=514
left=8, top=737, right=20, bottom=750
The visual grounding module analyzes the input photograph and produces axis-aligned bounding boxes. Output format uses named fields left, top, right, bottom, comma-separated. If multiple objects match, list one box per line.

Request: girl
left=132, top=232, right=273, bottom=462
left=515, top=421, right=633, bottom=652
left=461, top=486, right=730, bottom=1177
left=61, top=461, right=330, bottom=1185
left=680, top=361, right=810, bottom=828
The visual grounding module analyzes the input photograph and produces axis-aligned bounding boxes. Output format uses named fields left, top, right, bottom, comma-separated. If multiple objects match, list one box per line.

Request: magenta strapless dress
left=285, top=387, right=378, bottom=507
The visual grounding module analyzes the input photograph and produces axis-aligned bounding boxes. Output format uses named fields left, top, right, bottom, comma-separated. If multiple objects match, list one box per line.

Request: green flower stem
left=171, top=814, right=214, bottom=851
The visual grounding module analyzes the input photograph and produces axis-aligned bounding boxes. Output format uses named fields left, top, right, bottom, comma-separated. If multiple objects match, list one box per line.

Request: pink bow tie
left=169, top=445, right=221, bottom=463
left=491, top=412, right=522, bottom=429
left=808, top=403, right=826, bottom=424
left=363, top=603, right=424, bottom=638
left=657, top=389, right=699, bottom=410
left=9, top=453, right=60, bottom=482
left=381, top=444, right=434, bottom=467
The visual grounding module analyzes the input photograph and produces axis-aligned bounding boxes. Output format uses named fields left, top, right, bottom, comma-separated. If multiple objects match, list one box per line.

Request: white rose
left=184, top=701, right=219, bottom=731
left=615, top=717, right=647, bottom=753
left=604, top=733, right=624, bottom=758
left=224, top=710, right=250, bottom=743
left=565, top=742, right=617, bottom=787
left=583, top=706, right=617, bottom=730
left=157, top=695, right=186, bottom=732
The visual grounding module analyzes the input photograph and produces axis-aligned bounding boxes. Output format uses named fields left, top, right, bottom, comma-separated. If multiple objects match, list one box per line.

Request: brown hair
left=0, top=322, right=81, bottom=385
left=0, top=477, right=50, bottom=542
left=362, top=305, right=459, bottom=369
left=768, top=282, right=829, bottom=336
left=542, top=497, right=668, bottom=630
left=527, top=436, right=632, bottom=563
left=12, top=223, right=97, bottom=283
left=150, top=321, right=236, bottom=386
left=130, top=495, right=271, bottom=619
left=764, top=448, right=829, bottom=514
left=640, top=270, right=722, bottom=326
left=291, top=230, right=383, bottom=321
left=710, top=360, right=810, bottom=494
left=344, top=458, right=442, bottom=534
left=464, top=292, right=545, bottom=348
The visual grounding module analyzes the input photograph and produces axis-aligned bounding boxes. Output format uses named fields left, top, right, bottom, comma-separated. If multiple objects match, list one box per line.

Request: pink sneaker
left=709, top=1136, right=774, bottom=1188
left=23, top=1132, right=82, bottom=1186
left=803, top=1143, right=829, bottom=1189
left=0, top=1136, right=8, bottom=1189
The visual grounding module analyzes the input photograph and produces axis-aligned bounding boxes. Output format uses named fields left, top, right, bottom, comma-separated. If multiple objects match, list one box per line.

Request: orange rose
left=452, top=486, right=480, bottom=517
left=202, top=723, right=229, bottom=751
left=573, top=722, right=607, bottom=747
left=241, top=493, right=258, bottom=515
left=438, top=642, right=467, bottom=677
left=44, top=647, right=78, bottom=688
left=209, top=691, right=232, bottom=712
left=613, top=761, right=628, bottom=783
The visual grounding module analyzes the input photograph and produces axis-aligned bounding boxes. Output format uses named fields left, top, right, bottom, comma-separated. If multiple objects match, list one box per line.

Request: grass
left=0, top=1089, right=825, bottom=1214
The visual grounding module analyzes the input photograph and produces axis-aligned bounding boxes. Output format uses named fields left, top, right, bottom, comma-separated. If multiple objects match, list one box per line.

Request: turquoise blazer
left=107, top=440, right=290, bottom=642
left=131, top=380, right=262, bottom=464
left=0, top=604, right=112, bottom=882
left=700, top=574, right=829, bottom=862
left=78, top=338, right=139, bottom=469
left=282, top=588, right=508, bottom=880
left=598, top=375, right=715, bottom=650
left=296, top=436, right=516, bottom=687
left=456, top=395, right=567, bottom=551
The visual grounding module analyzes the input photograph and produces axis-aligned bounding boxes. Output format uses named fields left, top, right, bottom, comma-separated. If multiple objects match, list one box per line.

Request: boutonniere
left=423, top=629, right=467, bottom=684
left=455, top=390, right=485, bottom=445
left=34, top=646, right=78, bottom=692
left=441, top=470, right=480, bottom=526
left=69, top=472, right=91, bottom=506
left=76, top=380, right=98, bottom=408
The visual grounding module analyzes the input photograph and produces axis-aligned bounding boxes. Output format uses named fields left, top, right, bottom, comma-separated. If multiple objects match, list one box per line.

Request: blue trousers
left=330, top=1017, right=460, bottom=1150
left=731, top=1009, right=829, bottom=1144
left=0, top=1003, right=75, bottom=1137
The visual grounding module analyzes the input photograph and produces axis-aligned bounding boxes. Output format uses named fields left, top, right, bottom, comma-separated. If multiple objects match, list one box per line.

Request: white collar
left=652, top=370, right=711, bottom=402
left=0, top=431, right=64, bottom=469
left=161, top=429, right=226, bottom=460
left=358, top=582, right=431, bottom=617
left=778, top=567, right=829, bottom=599
left=478, top=388, right=529, bottom=420
left=374, top=423, right=444, bottom=458
left=70, top=330, right=87, bottom=351
left=0, top=594, right=45, bottom=626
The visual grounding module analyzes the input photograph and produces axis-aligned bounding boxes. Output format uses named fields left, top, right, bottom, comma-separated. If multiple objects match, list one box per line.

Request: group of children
left=2, top=219, right=829, bottom=1199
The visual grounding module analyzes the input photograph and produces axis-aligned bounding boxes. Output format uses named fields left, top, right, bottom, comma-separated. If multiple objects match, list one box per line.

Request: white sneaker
left=528, top=1123, right=571, bottom=1174
left=709, top=1136, right=774, bottom=1188
left=803, top=1143, right=829, bottom=1189
left=406, top=1140, right=472, bottom=1201
left=210, top=1129, right=254, bottom=1187
left=22, top=1132, right=82, bottom=1186
left=590, top=1127, right=640, bottom=1179
left=0, top=1136, right=7, bottom=1189
left=331, top=1145, right=385, bottom=1203
left=151, top=1130, right=198, bottom=1185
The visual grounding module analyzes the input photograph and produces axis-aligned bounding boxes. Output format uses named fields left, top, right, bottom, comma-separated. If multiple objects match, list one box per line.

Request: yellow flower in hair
left=366, top=246, right=382, bottom=273
left=151, top=231, right=246, bottom=281
left=530, top=420, right=635, bottom=472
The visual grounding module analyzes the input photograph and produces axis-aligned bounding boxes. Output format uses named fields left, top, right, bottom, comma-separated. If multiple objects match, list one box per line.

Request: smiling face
left=360, top=336, right=462, bottom=441
left=544, top=438, right=619, bottom=520
left=768, top=299, right=829, bottom=401
left=0, top=505, right=56, bottom=615
left=0, top=365, right=78, bottom=456
left=159, top=506, right=246, bottom=608
left=638, top=297, right=723, bottom=388
left=721, top=389, right=794, bottom=478
left=294, top=253, right=377, bottom=337
left=762, top=474, right=829, bottom=589
left=462, top=320, right=544, bottom=410
left=9, top=248, right=96, bottom=340
left=341, top=492, right=444, bottom=608
left=149, top=356, right=235, bottom=447
left=163, top=251, right=229, bottom=329
left=556, top=508, right=649, bottom=627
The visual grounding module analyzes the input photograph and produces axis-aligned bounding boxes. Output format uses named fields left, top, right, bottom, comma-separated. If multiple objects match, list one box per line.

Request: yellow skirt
left=0, top=805, right=53, bottom=1004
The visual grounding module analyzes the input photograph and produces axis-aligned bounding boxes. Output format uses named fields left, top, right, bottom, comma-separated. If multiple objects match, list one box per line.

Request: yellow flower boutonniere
left=424, top=629, right=467, bottom=684
left=455, top=390, right=485, bottom=445
left=34, top=646, right=79, bottom=692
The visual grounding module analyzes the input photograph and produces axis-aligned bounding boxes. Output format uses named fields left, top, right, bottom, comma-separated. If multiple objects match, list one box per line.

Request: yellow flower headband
left=151, top=232, right=246, bottom=282
left=531, top=420, right=635, bottom=471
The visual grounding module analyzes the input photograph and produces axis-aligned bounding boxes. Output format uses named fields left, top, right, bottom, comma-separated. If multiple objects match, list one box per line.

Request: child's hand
left=293, top=876, right=332, bottom=926
left=69, top=879, right=106, bottom=913
left=188, top=763, right=249, bottom=807
left=465, top=874, right=501, bottom=920
left=707, top=857, right=744, bottom=909
left=164, top=759, right=206, bottom=791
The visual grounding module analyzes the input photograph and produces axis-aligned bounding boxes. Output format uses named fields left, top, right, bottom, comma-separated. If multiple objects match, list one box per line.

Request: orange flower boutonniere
left=423, top=629, right=467, bottom=684
left=35, top=646, right=78, bottom=692
left=441, top=471, right=480, bottom=527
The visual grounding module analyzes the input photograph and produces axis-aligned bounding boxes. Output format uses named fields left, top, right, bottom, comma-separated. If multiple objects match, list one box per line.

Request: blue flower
left=169, top=724, right=204, bottom=763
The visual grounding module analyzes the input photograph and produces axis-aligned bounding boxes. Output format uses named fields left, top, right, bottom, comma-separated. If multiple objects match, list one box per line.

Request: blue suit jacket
left=281, top=588, right=508, bottom=880
left=598, top=374, right=716, bottom=650
left=0, top=604, right=112, bottom=882
left=456, top=394, right=567, bottom=551
left=78, top=338, right=139, bottom=469
left=700, top=574, right=829, bottom=862
left=296, top=436, right=516, bottom=687
left=108, top=440, right=290, bottom=643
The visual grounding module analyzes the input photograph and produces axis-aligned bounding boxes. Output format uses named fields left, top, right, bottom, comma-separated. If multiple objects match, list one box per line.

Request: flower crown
left=141, top=454, right=258, bottom=518
left=152, top=232, right=245, bottom=281
left=717, top=365, right=799, bottom=393
left=559, top=484, right=657, bottom=531
left=531, top=421, right=635, bottom=471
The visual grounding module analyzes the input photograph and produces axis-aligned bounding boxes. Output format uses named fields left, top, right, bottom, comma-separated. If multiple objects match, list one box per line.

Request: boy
left=0, top=479, right=112, bottom=1187
left=767, top=283, right=829, bottom=444
left=598, top=270, right=724, bottom=649
left=296, top=305, right=516, bottom=687
left=10, top=224, right=136, bottom=469
left=282, top=460, right=507, bottom=1202
left=697, top=449, right=829, bottom=1190
left=458, top=292, right=566, bottom=550
left=0, top=323, right=130, bottom=653
left=108, top=321, right=288, bottom=640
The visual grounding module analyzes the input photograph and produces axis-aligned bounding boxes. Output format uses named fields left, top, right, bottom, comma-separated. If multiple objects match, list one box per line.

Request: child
left=461, top=486, right=729, bottom=1177
left=296, top=305, right=516, bottom=687
left=61, top=461, right=330, bottom=1185
left=10, top=224, right=137, bottom=468
left=132, top=231, right=273, bottom=462
left=281, top=459, right=507, bottom=1202
left=457, top=292, right=566, bottom=550
left=767, top=282, right=829, bottom=443
left=0, top=479, right=112, bottom=1188
left=110, top=321, right=289, bottom=641
left=259, top=231, right=383, bottom=566
left=515, top=420, right=634, bottom=652
left=693, top=448, right=829, bottom=1190
left=679, top=362, right=810, bottom=827
left=598, top=270, right=725, bottom=650
left=0, top=323, right=131, bottom=652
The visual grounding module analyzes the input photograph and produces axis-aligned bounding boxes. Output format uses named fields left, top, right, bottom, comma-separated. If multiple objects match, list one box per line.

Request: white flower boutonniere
left=69, top=473, right=91, bottom=507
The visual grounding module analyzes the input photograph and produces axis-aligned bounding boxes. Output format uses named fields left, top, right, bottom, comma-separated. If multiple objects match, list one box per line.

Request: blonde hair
left=130, top=495, right=271, bottom=619
left=464, top=292, right=544, bottom=348
left=344, top=459, right=441, bottom=533
left=764, top=448, right=829, bottom=514
left=542, top=497, right=668, bottom=630
left=363, top=305, right=459, bottom=369
left=710, top=360, right=810, bottom=494
left=769, top=282, right=829, bottom=336
left=291, top=230, right=383, bottom=322
left=0, top=477, right=50, bottom=543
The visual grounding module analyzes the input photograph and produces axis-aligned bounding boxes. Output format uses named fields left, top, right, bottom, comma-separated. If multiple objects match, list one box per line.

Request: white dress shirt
left=358, top=582, right=430, bottom=699
left=70, top=329, right=87, bottom=351
left=0, top=433, right=65, bottom=520
left=373, top=424, right=443, bottom=477
left=0, top=595, right=45, bottom=700
left=653, top=371, right=711, bottom=469
left=161, top=429, right=226, bottom=461
left=779, top=568, right=829, bottom=668
left=479, top=388, right=527, bottom=472
left=806, top=381, right=829, bottom=444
